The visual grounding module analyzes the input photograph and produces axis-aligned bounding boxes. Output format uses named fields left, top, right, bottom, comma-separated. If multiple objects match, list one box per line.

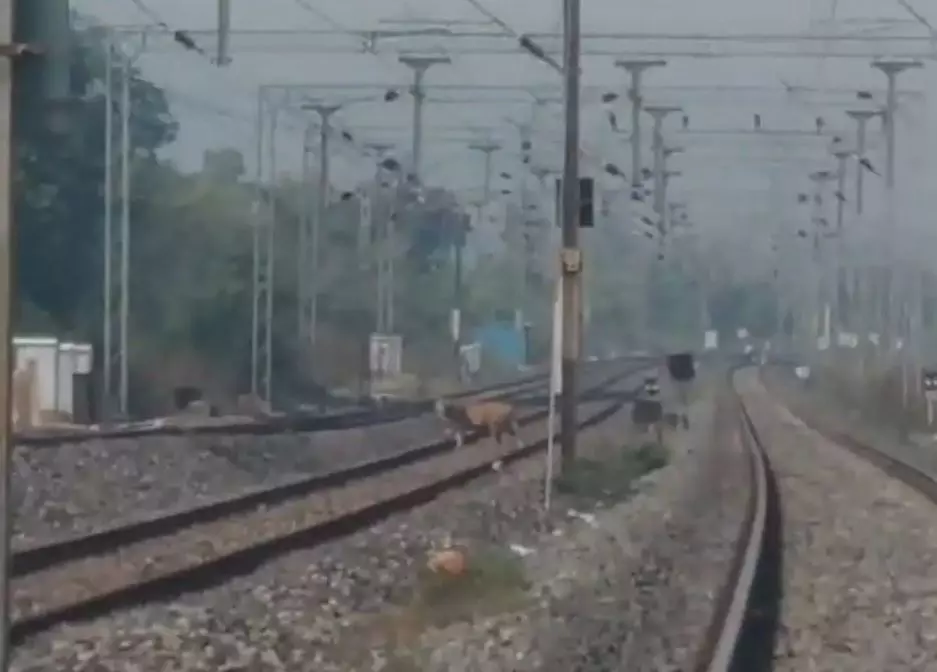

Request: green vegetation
left=20, top=19, right=780, bottom=415
left=554, top=441, right=670, bottom=505
left=411, top=546, right=529, bottom=626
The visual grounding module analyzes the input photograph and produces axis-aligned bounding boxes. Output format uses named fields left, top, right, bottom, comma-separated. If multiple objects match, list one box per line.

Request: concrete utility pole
left=101, top=34, right=144, bottom=418
left=251, top=89, right=277, bottom=402
left=615, top=59, right=667, bottom=193
left=118, top=51, right=131, bottom=416
left=832, top=146, right=849, bottom=235
left=809, top=168, right=836, bottom=352
left=102, top=37, right=114, bottom=414
left=470, top=142, right=500, bottom=218
left=301, top=103, right=340, bottom=347
left=872, top=59, right=921, bottom=190
left=872, top=59, right=922, bottom=364
left=3, top=1, right=73, bottom=667
left=391, top=56, right=449, bottom=336
left=506, top=105, right=545, bottom=339
left=559, top=0, right=582, bottom=472
left=297, top=120, right=313, bottom=342
left=461, top=141, right=500, bottom=359
left=845, top=108, right=882, bottom=215
left=832, top=146, right=850, bottom=334
left=399, top=55, right=450, bottom=180
left=516, top=119, right=534, bottom=335
left=661, top=146, right=684, bottom=234
left=215, top=0, right=231, bottom=65
left=366, top=142, right=393, bottom=334
left=0, top=7, right=13, bottom=669
left=645, top=105, right=682, bottom=236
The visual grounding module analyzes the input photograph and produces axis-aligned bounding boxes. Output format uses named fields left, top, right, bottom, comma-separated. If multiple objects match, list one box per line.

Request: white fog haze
left=71, top=0, right=937, bottom=268
left=13, top=3, right=937, bottom=670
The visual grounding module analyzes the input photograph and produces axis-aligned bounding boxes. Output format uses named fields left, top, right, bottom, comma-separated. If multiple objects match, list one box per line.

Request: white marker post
left=922, top=370, right=937, bottom=430
left=543, top=276, right=563, bottom=516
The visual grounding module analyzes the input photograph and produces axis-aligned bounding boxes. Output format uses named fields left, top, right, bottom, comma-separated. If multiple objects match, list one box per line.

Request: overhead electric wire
left=896, top=0, right=937, bottom=38
left=127, top=0, right=216, bottom=63
left=119, top=0, right=416, bottom=173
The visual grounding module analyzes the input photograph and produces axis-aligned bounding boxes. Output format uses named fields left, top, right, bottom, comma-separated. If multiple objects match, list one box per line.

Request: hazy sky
left=72, top=0, right=937, bottom=256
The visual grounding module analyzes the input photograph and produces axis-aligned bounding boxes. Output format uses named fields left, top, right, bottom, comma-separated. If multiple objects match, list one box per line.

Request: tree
left=15, top=24, right=177, bottom=336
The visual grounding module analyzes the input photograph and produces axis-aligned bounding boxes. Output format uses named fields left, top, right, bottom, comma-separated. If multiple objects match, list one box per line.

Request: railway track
left=690, top=367, right=782, bottom=672
left=10, top=360, right=645, bottom=644
left=705, top=363, right=937, bottom=671
left=15, top=366, right=561, bottom=448
left=768, top=368, right=937, bottom=523
left=703, top=360, right=937, bottom=671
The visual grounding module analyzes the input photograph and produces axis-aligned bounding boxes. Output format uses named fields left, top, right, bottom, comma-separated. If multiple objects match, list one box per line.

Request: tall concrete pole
left=517, top=120, right=533, bottom=334
left=872, top=60, right=921, bottom=190
left=559, top=0, right=582, bottom=472
left=250, top=88, right=277, bottom=403
left=394, top=56, right=450, bottom=335
left=661, top=168, right=681, bottom=230
left=615, top=59, right=666, bottom=193
left=470, top=142, right=499, bottom=208
left=832, top=147, right=850, bottom=334
left=461, top=142, right=500, bottom=362
left=399, top=55, right=450, bottom=181
left=661, top=146, right=684, bottom=234
left=264, top=107, right=278, bottom=403
left=215, top=0, right=231, bottom=65
left=0, top=3, right=15, bottom=667
left=251, top=90, right=264, bottom=396
left=872, top=60, right=922, bottom=371
left=845, top=109, right=878, bottom=339
left=102, top=38, right=114, bottom=410
left=644, top=105, right=681, bottom=237
left=846, top=108, right=882, bottom=215
left=365, top=142, right=393, bottom=334
left=832, top=148, right=849, bottom=235
left=810, top=169, right=836, bottom=352
left=297, top=121, right=313, bottom=341
left=301, top=104, right=340, bottom=347
left=118, top=53, right=132, bottom=416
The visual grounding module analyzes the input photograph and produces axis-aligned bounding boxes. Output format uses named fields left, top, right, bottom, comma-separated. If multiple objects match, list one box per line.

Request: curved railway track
left=703, top=362, right=937, bottom=671
left=691, top=367, right=782, bottom=672
left=10, top=360, right=645, bottom=644
left=767, top=366, right=937, bottom=521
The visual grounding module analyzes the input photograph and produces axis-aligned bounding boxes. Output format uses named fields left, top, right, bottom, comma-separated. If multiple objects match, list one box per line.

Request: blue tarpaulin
left=475, top=322, right=524, bottom=367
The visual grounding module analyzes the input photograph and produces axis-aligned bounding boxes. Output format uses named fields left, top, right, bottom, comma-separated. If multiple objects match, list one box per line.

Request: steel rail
left=14, top=365, right=560, bottom=447
left=770, top=373, right=937, bottom=518
left=11, top=367, right=588, bottom=575
left=9, top=362, right=645, bottom=643
left=691, top=367, right=776, bottom=672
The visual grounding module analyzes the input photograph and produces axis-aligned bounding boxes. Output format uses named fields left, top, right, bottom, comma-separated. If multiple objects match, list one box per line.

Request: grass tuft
left=553, top=441, right=670, bottom=505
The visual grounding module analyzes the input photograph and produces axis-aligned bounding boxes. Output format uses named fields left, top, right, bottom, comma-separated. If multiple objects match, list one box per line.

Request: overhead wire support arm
left=104, top=25, right=936, bottom=59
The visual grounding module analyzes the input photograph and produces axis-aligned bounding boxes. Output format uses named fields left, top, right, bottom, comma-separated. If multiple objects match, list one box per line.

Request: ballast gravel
left=12, top=406, right=481, bottom=546
left=739, top=370, right=937, bottom=672
left=12, top=371, right=744, bottom=672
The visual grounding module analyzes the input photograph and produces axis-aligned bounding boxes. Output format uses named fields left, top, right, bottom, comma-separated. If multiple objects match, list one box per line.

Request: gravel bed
left=12, top=411, right=466, bottom=547
left=739, top=371, right=937, bottom=671
left=12, top=370, right=621, bottom=622
left=11, top=370, right=746, bottom=672
left=415, top=381, right=741, bottom=672
left=762, top=366, right=937, bottom=481
left=11, top=385, right=568, bottom=622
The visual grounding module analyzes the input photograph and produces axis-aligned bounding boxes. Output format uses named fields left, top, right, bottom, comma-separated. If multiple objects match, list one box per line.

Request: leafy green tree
left=15, top=25, right=177, bottom=336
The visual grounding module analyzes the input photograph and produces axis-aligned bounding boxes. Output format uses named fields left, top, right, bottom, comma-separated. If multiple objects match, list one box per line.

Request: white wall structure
left=12, top=337, right=94, bottom=426
left=14, top=337, right=59, bottom=425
